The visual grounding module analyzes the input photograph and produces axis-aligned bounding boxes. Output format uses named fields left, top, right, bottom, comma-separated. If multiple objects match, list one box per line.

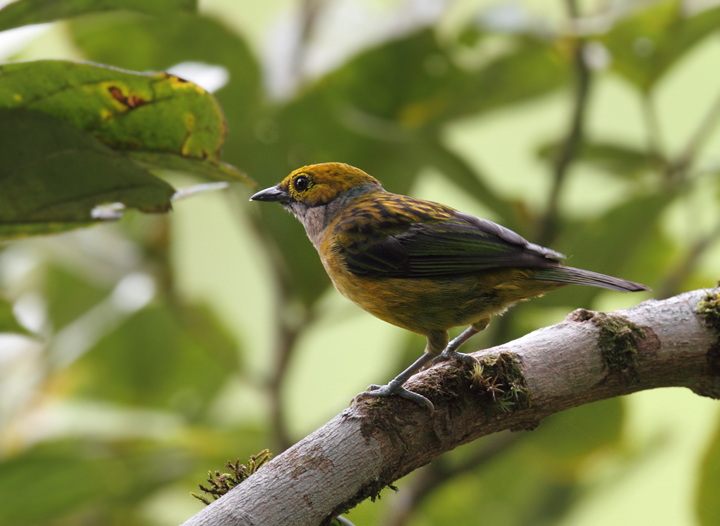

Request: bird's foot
left=430, top=348, right=480, bottom=368
left=353, top=381, right=434, bottom=414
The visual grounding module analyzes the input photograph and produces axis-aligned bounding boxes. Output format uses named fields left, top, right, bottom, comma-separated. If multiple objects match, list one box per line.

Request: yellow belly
left=322, top=251, right=564, bottom=337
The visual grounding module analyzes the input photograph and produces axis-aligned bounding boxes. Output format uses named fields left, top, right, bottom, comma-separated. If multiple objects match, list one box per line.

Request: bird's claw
left=430, top=349, right=480, bottom=368
left=353, top=383, right=434, bottom=414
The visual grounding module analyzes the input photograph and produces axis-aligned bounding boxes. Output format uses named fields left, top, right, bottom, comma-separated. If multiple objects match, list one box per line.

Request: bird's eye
left=294, top=175, right=310, bottom=192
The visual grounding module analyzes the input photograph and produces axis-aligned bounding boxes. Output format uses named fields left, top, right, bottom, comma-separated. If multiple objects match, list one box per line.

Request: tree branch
left=181, top=288, right=720, bottom=526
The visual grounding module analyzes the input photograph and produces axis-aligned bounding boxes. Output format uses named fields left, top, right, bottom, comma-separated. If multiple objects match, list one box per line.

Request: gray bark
left=181, top=288, right=720, bottom=526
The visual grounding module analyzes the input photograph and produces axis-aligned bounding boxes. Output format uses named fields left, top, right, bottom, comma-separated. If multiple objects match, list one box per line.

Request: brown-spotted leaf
left=0, top=59, right=252, bottom=184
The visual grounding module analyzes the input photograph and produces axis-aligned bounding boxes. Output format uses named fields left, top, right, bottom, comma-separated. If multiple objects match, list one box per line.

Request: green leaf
left=537, top=140, right=655, bottom=178
left=321, top=29, right=567, bottom=130
left=74, top=302, right=239, bottom=417
left=697, top=417, right=720, bottom=526
left=0, top=294, right=29, bottom=334
left=129, top=152, right=249, bottom=183
left=67, top=12, right=263, bottom=177
left=0, top=108, right=175, bottom=239
left=0, top=0, right=196, bottom=32
left=452, top=35, right=569, bottom=119
left=0, top=60, right=252, bottom=185
left=600, top=1, right=720, bottom=92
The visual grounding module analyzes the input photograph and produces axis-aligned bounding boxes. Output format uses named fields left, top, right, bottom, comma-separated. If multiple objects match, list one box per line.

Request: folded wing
left=337, top=206, right=564, bottom=278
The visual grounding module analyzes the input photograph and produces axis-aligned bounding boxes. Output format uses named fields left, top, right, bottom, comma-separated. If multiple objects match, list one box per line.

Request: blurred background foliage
left=0, top=0, right=719, bottom=524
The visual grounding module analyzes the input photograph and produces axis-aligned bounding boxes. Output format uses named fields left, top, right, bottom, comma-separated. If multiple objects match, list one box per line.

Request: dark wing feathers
left=337, top=204, right=564, bottom=278
left=454, top=212, right=565, bottom=260
left=343, top=235, right=407, bottom=274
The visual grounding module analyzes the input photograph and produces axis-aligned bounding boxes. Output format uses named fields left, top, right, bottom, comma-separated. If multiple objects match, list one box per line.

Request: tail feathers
left=533, top=266, right=650, bottom=292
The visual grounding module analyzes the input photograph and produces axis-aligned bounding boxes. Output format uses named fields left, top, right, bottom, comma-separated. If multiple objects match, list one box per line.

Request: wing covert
left=333, top=197, right=564, bottom=278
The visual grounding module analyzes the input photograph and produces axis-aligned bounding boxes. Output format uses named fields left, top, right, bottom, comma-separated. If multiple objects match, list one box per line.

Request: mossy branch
left=191, top=450, right=272, bottom=506
left=181, top=288, right=720, bottom=526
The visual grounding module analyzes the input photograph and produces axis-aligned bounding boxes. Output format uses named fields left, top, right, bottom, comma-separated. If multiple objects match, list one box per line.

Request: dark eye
left=294, top=175, right=309, bottom=192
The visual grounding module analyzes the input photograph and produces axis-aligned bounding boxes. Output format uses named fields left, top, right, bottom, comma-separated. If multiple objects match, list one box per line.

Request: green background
left=0, top=1, right=719, bottom=525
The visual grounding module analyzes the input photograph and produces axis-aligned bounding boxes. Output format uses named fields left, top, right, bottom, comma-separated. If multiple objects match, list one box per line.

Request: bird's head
left=250, top=162, right=382, bottom=211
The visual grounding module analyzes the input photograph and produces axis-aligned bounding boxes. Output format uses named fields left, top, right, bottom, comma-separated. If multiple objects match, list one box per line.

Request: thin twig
left=243, top=195, right=315, bottom=452
left=380, top=432, right=524, bottom=526
left=537, top=0, right=592, bottom=245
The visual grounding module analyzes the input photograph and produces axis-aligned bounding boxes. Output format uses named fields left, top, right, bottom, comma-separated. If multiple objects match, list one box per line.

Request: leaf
left=599, top=1, right=720, bottom=92
left=0, top=0, right=196, bottom=32
left=452, top=35, right=569, bottom=119
left=129, top=152, right=249, bottom=183
left=697, top=417, right=720, bottom=526
left=0, top=294, right=29, bottom=334
left=0, top=60, right=252, bottom=185
left=537, top=140, right=655, bottom=178
left=0, top=108, right=175, bottom=239
left=321, top=29, right=567, bottom=130
left=73, top=302, right=240, bottom=417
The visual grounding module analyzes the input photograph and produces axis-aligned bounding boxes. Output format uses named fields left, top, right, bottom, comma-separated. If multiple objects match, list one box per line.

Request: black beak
left=250, top=186, right=290, bottom=204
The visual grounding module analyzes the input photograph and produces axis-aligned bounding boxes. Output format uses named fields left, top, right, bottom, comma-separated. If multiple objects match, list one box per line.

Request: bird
left=250, top=162, right=649, bottom=412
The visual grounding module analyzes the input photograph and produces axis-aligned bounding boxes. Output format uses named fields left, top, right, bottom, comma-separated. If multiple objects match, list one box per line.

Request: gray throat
left=286, top=183, right=381, bottom=251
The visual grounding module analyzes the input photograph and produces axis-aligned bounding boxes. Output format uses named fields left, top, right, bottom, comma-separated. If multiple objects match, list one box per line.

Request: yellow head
left=250, top=162, right=382, bottom=207
left=250, top=162, right=384, bottom=247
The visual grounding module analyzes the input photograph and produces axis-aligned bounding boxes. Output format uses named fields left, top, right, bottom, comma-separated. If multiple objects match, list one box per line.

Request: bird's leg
left=431, top=317, right=490, bottom=367
left=353, top=352, right=436, bottom=413
left=352, top=319, right=490, bottom=413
